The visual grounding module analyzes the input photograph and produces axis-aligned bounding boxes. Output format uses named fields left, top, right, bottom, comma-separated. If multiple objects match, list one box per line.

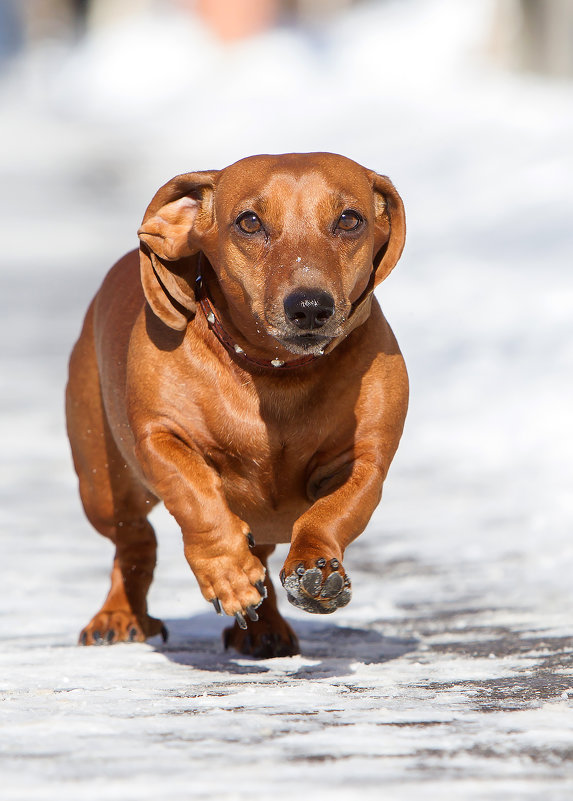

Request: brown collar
left=195, top=262, right=321, bottom=371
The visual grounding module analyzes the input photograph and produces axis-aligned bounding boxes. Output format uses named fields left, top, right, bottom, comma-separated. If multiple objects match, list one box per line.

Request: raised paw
left=79, top=610, right=168, bottom=646
left=187, top=524, right=268, bottom=626
left=280, top=557, right=351, bottom=614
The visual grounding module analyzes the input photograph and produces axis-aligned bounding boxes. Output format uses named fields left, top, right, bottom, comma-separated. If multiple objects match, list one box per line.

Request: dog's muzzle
left=274, top=287, right=336, bottom=355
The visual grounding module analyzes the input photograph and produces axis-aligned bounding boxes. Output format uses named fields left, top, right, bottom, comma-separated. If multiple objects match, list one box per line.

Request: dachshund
left=66, top=152, right=408, bottom=658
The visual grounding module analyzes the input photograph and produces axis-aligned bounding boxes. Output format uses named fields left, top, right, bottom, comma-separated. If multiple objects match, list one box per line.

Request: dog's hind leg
left=66, top=301, right=165, bottom=645
left=222, top=545, right=299, bottom=658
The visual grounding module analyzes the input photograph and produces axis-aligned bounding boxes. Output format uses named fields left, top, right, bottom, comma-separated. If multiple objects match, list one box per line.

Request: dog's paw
left=223, top=615, right=299, bottom=659
left=280, top=558, right=351, bottom=614
left=79, top=610, right=168, bottom=646
left=196, top=555, right=267, bottom=628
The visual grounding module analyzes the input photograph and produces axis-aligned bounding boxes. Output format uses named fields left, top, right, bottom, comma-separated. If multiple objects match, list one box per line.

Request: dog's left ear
left=368, top=172, right=406, bottom=287
left=138, top=170, right=219, bottom=330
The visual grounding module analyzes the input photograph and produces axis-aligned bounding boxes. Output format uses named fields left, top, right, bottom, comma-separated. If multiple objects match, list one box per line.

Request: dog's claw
left=79, top=631, right=87, bottom=646
left=211, top=598, right=222, bottom=615
left=246, top=532, right=255, bottom=548
left=235, top=611, right=248, bottom=630
left=316, top=558, right=326, bottom=568
left=246, top=605, right=259, bottom=622
left=255, top=580, right=267, bottom=599
left=106, top=630, right=115, bottom=644
left=128, top=627, right=138, bottom=642
left=93, top=631, right=103, bottom=644
left=295, top=563, right=306, bottom=576
left=330, top=558, right=340, bottom=569
left=160, top=624, right=169, bottom=643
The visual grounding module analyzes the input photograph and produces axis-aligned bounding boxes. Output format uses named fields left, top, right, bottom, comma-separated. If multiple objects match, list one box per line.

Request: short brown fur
left=66, top=152, right=408, bottom=657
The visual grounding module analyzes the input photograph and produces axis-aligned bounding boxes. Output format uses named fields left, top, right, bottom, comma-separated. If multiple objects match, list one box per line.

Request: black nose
left=283, top=288, right=335, bottom=330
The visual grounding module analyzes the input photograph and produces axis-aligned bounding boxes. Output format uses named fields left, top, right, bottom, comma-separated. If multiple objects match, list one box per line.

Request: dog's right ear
left=138, top=171, right=219, bottom=330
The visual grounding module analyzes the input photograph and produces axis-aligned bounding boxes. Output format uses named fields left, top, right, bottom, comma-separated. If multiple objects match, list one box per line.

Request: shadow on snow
left=151, top=611, right=418, bottom=679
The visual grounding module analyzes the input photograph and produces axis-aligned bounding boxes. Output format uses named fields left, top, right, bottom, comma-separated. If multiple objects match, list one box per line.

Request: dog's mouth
left=263, top=297, right=349, bottom=356
left=274, top=331, right=334, bottom=356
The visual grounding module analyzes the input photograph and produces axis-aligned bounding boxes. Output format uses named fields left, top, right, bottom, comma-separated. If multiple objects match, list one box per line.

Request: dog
left=66, top=152, right=408, bottom=658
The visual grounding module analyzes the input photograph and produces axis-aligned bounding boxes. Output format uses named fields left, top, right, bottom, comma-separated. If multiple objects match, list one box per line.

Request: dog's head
left=138, top=153, right=405, bottom=355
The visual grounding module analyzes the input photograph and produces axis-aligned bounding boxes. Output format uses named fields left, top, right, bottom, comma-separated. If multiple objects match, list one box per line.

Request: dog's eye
left=236, top=211, right=262, bottom=234
left=336, top=210, right=363, bottom=232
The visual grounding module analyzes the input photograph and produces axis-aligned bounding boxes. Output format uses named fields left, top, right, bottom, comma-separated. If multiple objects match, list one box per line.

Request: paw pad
left=280, top=558, right=351, bottom=614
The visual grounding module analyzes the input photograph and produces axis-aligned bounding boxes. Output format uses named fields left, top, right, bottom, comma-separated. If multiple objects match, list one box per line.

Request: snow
left=1, top=0, right=573, bottom=798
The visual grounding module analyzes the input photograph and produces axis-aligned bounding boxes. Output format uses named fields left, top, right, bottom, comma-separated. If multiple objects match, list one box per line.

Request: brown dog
left=66, top=152, right=408, bottom=658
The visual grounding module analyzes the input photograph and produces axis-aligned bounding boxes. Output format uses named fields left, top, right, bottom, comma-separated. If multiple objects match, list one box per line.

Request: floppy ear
left=368, top=172, right=406, bottom=287
left=138, top=171, right=219, bottom=330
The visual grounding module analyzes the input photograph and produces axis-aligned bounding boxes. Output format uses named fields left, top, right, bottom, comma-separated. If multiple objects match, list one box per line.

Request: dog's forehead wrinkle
left=260, top=172, right=342, bottom=213
left=221, top=152, right=370, bottom=194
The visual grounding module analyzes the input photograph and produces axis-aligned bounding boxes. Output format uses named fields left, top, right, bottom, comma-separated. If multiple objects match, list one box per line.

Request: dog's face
left=138, top=153, right=405, bottom=355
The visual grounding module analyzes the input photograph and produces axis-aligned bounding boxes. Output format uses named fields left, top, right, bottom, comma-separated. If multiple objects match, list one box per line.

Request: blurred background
left=2, top=4, right=573, bottom=794
left=0, top=0, right=572, bottom=634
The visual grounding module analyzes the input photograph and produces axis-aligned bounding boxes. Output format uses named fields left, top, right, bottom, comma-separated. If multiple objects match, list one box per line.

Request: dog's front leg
left=281, top=458, right=384, bottom=614
left=136, top=430, right=266, bottom=624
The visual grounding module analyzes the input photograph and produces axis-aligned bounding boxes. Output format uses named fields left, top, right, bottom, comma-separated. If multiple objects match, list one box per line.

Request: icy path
left=2, top=1, right=573, bottom=798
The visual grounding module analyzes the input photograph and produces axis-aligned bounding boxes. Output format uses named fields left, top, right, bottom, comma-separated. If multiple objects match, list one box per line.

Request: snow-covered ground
left=1, top=0, right=573, bottom=798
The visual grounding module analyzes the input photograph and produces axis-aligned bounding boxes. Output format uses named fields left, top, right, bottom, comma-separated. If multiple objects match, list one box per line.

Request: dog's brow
left=253, top=195, right=270, bottom=214
left=232, top=194, right=266, bottom=216
left=331, top=190, right=363, bottom=210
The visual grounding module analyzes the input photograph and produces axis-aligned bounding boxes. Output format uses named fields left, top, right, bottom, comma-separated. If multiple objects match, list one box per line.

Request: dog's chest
left=160, top=348, right=359, bottom=540
left=195, top=379, right=335, bottom=529
left=217, top=431, right=316, bottom=543
left=205, top=405, right=314, bottom=502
